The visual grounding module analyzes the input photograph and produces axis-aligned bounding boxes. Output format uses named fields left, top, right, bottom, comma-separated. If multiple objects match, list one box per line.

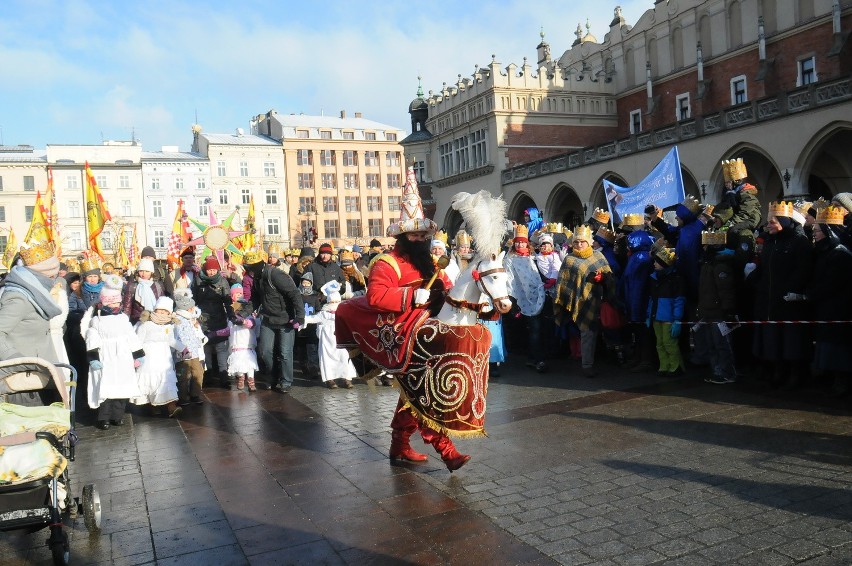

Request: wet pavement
left=2, top=357, right=851, bottom=565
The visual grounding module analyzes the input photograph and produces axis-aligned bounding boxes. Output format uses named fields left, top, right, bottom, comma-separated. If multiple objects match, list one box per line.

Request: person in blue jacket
left=524, top=207, right=545, bottom=238
left=619, top=214, right=656, bottom=371
left=646, top=242, right=685, bottom=376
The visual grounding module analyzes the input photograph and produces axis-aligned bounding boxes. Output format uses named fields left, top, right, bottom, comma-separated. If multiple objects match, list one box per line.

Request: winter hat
left=202, top=256, right=220, bottom=271
left=300, top=246, right=316, bottom=259
left=538, top=233, right=554, bottom=246
left=369, top=238, right=382, bottom=249
left=154, top=296, right=174, bottom=313
left=321, top=280, right=342, bottom=304
left=100, top=274, right=124, bottom=305
left=180, top=246, right=196, bottom=258
left=318, top=242, right=333, bottom=254
left=173, top=288, right=195, bottom=311
left=137, top=258, right=155, bottom=273
left=431, top=239, right=447, bottom=251
left=230, top=283, right=244, bottom=301
left=352, top=244, right=363, bottom=253
left=141, top=246, right=156, bottom=259
left=300, top=271, right=314, bottom=284
left=831, top=192, right=852, bottom=214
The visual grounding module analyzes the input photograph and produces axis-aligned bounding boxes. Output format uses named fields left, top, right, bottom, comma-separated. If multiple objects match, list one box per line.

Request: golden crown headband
left=722, top=158, right=748, bottom=183
left=816, top=205, right=846, bottom=225
left=621, top=213, right=644, bottom=226
left=768, top=201, right=794, bottom=218
left=19, top=241, right=56, bottom=265
left=573, top=225, right=593, bottom=243
left=701, top=231, right=727, bottom=245
left=592, top=208, right=610, bottom=224
left=595, top=226, right=615, bottom=244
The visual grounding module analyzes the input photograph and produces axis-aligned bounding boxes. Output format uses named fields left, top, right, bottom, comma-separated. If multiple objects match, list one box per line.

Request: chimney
left=340, top=110, right=346, bottom=119
left=355, top=112, right=362, bottom=118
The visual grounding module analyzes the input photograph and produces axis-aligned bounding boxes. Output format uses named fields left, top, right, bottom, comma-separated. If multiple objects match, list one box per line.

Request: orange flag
left=85, top=161, right=112, bottom=259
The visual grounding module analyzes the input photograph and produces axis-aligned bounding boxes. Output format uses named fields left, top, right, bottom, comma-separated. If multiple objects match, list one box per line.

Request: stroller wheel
left=50, top=529, right=69, bottom=565
left=82, top=484, right=102, bottom=532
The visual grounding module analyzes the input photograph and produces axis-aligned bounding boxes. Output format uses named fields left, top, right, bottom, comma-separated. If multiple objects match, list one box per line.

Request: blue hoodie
left=525, top=208, right=544, bottom=236
left=620, top=230, right=655, bottom=322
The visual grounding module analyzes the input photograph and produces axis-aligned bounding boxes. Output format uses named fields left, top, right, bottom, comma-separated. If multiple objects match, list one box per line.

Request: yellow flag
left=2, top=227, right=17, bottom=269
left=85, top=161, right=112, bottom=259
left=45, top=167, right=60, bottom=256
left=243, top=195, right=256, bottom=250
left=25, top=191, right=52, bottom=245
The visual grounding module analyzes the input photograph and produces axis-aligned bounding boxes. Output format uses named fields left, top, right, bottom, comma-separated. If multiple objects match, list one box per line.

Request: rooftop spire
left=416, top=75, right=423, bottom=98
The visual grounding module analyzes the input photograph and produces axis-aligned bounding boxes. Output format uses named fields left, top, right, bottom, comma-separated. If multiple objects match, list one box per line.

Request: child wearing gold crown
left=646, top=243, right=685, bottom=376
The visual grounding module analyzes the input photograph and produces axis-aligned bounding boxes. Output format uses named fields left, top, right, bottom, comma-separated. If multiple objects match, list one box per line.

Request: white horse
left=436, top=191, right=513, bottom=325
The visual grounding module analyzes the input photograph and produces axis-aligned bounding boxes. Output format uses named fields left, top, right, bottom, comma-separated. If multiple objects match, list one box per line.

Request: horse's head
left=472, top=251, right=512, bottom=314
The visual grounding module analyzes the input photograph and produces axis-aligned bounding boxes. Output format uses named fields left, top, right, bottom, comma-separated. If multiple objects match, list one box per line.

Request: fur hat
left=320, top=280, right=342, bottom=304
left=100, top=274, right=124, bottom=305
left=154, top=296, right=174, bottom=313
left=137, top=258, right=155, bottom=273
left=173, top=288, right=195, bottom=311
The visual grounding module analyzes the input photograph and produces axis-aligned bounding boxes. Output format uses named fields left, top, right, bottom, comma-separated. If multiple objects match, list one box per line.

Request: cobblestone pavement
left=1, top=357, right=850, bottom=565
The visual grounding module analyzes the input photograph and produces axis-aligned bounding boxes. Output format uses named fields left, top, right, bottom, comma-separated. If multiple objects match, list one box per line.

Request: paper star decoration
left=185, top=207, right=247, bottom=267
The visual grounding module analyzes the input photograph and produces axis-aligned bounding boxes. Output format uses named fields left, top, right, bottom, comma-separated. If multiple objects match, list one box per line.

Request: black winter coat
left=807, top=239, right=852, bottom=343
left=191, top=274, right=234, bottom=334
left=256, top=266, right=304, bottom=329
left=697, top=250, right=738, bottom=321
left=305, top=260, right=345, bottom=297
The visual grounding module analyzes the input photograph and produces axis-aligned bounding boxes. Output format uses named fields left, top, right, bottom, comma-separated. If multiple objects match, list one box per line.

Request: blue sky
left=1, top=0, right=648, bottom=151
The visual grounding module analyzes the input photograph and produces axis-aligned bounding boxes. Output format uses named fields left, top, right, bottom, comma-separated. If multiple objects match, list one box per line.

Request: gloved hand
left=783, top=292, right=806, bottom=302
left=134, top=357, right=145, bottom=368
left=744, top=262, right=757, bottom=278
left=543, top=278, right=556, bottom=289
left=592, top=270, right=603, bottom=284
left=89, top=360, right=103, bottom=370
left=428, top=288, right=445, bottom=305
left=414, top=288, right=431, bottom=306
left=645, top=318, right=651, bottom=328
left=243, top=318, right=254, bottom=329
left=671, top=321, right=682, bottom=338
left=290, top=320, right=301, bottom=331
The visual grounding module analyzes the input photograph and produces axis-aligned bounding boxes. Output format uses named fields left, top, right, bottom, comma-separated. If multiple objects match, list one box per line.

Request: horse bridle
left=472, top=260, right=510, bottom=306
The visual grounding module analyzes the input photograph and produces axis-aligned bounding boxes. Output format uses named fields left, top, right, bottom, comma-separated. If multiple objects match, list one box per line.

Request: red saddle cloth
left=336, top=297, right=491, bottom=437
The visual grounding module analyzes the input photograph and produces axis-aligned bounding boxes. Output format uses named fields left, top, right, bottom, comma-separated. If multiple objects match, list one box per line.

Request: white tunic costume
left=85, top=309, right=143, bottom=409
left=305, top=304, right=357, bottom=382
left=132, top=321, right=183, bottom=406
left=227, top=320, right=258, bottom=377
left=506, top=252, right=546, bottom=316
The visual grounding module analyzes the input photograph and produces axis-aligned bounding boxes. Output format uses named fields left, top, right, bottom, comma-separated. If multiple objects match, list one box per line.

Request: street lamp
left=783, top=169, right=791, bottom=191
left=701, top=182, right=707, bottom=201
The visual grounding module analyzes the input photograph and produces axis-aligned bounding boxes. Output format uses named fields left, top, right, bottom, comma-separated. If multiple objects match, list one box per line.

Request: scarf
left=573, top=246, right=594, bottom=259
left=134, top=278, right=156, bottom=311
left=2, top=266, right=62, bottom=320
left=512, top=247, right=530, bottom=257
left=100, top=304, right=121, bottom=316
left=83, top=280, right=104, bottom=295
left=150, top=310, right=174, bottom=325
left=198, top=270, right=222, bottom=285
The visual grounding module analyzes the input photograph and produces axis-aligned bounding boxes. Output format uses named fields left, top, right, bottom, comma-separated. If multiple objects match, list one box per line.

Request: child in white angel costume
left=305, top=281, right=358, bottom=389
left=132, top=296, right=184, bottom=417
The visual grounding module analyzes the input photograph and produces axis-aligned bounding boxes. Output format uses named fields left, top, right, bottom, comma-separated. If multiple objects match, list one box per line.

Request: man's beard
left=396, top=236, right=435, bottom=280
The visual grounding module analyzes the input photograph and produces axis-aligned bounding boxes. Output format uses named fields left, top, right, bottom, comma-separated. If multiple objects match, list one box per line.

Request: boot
left=236, top=374, right=246, bottom=390
left=247, top=376, right=257, bottom=392
left=388, top=404, right=428, bottom=463
left=421, top=427, right=470, bottom=472
left=166, top=401, right=182, bottom=418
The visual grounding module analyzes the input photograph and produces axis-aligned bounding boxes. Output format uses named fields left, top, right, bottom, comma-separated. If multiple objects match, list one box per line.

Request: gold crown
left=595, top=226, right=615, bottom=244
left=621, top=213, right=644, bottom=227
left=19, top=241, right=56, bottom=265
left=267, top=243, right=283, bottom=257
left=434, top=230, right=449, bottom=245
left=80, top=256, right=101, bottom=274
left=793, top=201, right=813, bottom=216
left=811, top=197, right=830, bottom=211
left=816, top=205, right=846, bottom=225
left=592, top=208, right=610, bottom=224
left=680, top=195, right=702, bottom=216
left=64, top=257, right=80, bottom=273
left=651, top=239, right=676, bottom=266
left=545, top=222, right=564, bottom=234
left=722, top=158, right=748, bottom=182
left=700, top=204, right=715, bottom=217
left=339, top=250, right=355, bottom=263
left=701, top=230, right=728, bottom=245
left=514, top=224, right=529, bottom=240
left=454, top=230, right=472, bottom=247
left=768, top=201, right=794, bottom=218
left=243, top=250, right=263, bottom=264
left=573, top=224, right=593, bottom=243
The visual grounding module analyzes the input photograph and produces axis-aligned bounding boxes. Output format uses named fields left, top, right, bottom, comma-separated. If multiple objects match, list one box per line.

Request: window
left=263, top=161, right=276, bottom=177
left=151, top=178, right=160, bottom=190
left=320, top=130, right=332, bottom=139
left=324, top=219, right=339, bottom=238
left=175, top=178, right=184, bottom=190
left=217, top=161, right=226, bottom=176
left=298, top=173, right=314, bottom=190
left=345, top=196, right=360, bottom=212
left=296, top=130, right=309, bottom=139
left=413, top=160, right=426, bottom=182
left=299, top=197, right=316, bottom=213
left=471, top=129, right=488, bottom=168
left=319, top=150, right=335, bottom=166
left=321, top=173, right=336, bottom=190
left=153, top=230, right=165, bottom=248
left=342, top=151, right=357, bottom=166
left=241, top=188, right=251, bottom=204
left=0, top=206, right=4, bottom=222
left=323, top=196, right=338, bottom=212
left=798, top=56, right=817, bottom=86
left=364, top=151, right=379, bottom=166
left=219, top=188, right=229, bottom=205
left=0, top=176, right=3, bottom=190
left=152, top=200, right=162, bottom=218
left=121, top=200, right=131, bottom=216
left=23, top=176, right=35, bottom=191
left=343, top=173, right=358, bottom=190
left=342, top=131, right=354, bottom=140
left=386, top=132, right=397, bottom=141
left=365, top=132, right=376, bottom=141
left=730, top=76, right=748, bottom=105
left=385, top=152, right=400, bottom=167
left=388, top=196, right=401, bottom=211
left=68, top=201, right=80, bottom=217
left=267, top=218, right=280, bottom=236
left=368, top=218, right=383, bottom=236
left=119, top=175, right=130, bottom=188
left=676, top=93, right=691, bottom=120
left=196, top=178, right=206, bottom=190
left=66, top=175, right=78, bottom=190
left=96, top=175, right=108, bottom=188
left=239, top=161, right=248, bottom=177
left=367, top=196, right=381, bottom=212
left=630, top=109, right=642, bottom=134
left=25, top=206, right=35, bottom=222
left=386, top=174, right=400, bottom=189
left=346, top=219, right=362, bottom=237
left=297, top=150, right=312, bottom=166
left=366, top=174, right=380, bottom=189
left=0, top=235, right=6, bottom=255
left=199, top=201, right=208, bottom=216
left=265, top=189, right=277, bottom=205
left=69, top=232, right=82, bottom=250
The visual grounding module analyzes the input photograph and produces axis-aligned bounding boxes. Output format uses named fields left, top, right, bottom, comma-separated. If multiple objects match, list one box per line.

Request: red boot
left=389, top=404, right=428, bottom=463
left=421, top=427, right=470, bottom=472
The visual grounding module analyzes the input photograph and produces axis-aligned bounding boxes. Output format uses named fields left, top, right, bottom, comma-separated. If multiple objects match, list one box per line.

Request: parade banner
left=603, top=146, right=685, bottom=224
left=1, top=227, right=17, bottom=269
left=166, top=199, right=189, bottom=265
left=85, top=162, right=112, bottom=259
left=24, top=191, right=52, bottom=245
left=45, top=167, right=60, bottom=256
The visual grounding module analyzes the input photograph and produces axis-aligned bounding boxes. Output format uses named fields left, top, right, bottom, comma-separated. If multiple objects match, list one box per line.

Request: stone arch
left=590, top=172, right=630, bottom=218
left=680, top=166, right=702, bottom=202
left=671, top=25, right=684, bottom=70
left=544, top=183, right=584, bottom=230
left=728, top=0, right=743, bottom=48
left=714, top=143, right=784, bottom=213
left=441, top=207, right=464, bottom=236
left=508, top=192, right=539, bottom=225
left=795, top=121, right=852, bottom=200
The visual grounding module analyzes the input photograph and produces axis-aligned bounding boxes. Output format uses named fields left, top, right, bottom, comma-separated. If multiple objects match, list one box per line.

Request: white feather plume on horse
left=450, top=191, right=508, bottom=258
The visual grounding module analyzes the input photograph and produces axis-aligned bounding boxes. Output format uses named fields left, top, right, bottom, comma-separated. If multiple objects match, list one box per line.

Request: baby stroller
left=0, top=357, right=101, bottom=565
